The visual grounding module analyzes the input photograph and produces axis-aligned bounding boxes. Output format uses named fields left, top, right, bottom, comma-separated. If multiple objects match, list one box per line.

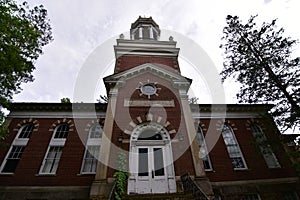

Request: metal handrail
left=181, top=173, right=209, bottom=200
left=108, top=182, right=116, bottom=200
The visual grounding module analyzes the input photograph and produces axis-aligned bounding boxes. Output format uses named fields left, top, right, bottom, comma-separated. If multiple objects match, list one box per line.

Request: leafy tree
left=0, top=0, right=53, bottom=137
left=60, top=97, right=71, bottom=103
left=220, top=15, right=300, bottom=133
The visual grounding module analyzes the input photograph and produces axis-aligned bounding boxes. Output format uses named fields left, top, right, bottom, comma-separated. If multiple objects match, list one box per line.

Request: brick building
left=0, top=17, right=299, bottom=200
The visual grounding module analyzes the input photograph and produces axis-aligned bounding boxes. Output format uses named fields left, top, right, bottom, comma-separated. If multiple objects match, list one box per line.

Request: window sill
left=0, top=172, right=14, bottom=176
left=233, top=168, right=249, bottom=171
left=35, top=173, right=57, bottom=176
left=77, top=173, right=96, bottom=176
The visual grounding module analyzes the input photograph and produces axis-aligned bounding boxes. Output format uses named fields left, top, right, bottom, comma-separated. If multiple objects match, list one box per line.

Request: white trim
left=8, top=111, right=106, bottom=119
left=128, top=123, right=176, bottom=194
left=210, top=177, right=299, bottom=186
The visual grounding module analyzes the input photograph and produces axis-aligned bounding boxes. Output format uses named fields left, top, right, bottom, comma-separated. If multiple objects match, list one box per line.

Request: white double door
left=136, top=146, right=167, bottom=194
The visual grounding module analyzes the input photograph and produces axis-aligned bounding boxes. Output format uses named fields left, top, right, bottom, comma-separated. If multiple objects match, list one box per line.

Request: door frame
left=127, top=123, right=176, bottom=194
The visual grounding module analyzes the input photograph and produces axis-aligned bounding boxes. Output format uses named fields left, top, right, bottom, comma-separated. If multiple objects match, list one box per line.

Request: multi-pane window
left=242, top=193, right=260, bottom=200
left=81, top=146, right=100, bottom=173
left=18, top=123, right=34, bottom=138
left=54, top=123, right=69, bottom=138
left=284, top=192, right=299, bottom=200
left=195, top=124, right=212, bottom=171
left=1, top=146, right=25, bottom=173
left=81, top=124, right=102, bottom=174
left=251, top=124, right=280, bottom=168
left=40, top=123, right=69, bottom=174
left=222, top=124, right=247, bottom=169
left=0, top=123, right=34, bottom=173
left=40, top=146, right=63, bottom=174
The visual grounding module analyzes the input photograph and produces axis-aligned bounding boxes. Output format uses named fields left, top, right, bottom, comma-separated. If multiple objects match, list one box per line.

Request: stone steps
left=124, top=192, right=194, bottom=200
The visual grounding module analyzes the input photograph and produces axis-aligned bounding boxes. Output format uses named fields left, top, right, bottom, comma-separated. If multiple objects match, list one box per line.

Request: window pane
left=154, top=148, right=164, bottom=176
left=41, top=146, right=63, bottom=173
left=222, top=124, right=246, bottom=169
left=82, top=146, right=99, bottom=173
left=196, top=124, right=212, bottom=170
left=251, top=124, right=280, bottom=168
left=243, top=194, right=260, bottom=200
left=19, top=123, right=34, bottom=138
left=138, top=148, right=148, bottom=176
left=89, top=124, right=103, bottom=138
left=2, top=146, right=25, bottom=173
left=284, top=192, right=299, bottom=200
left=54, top=124, right=69, bottom=139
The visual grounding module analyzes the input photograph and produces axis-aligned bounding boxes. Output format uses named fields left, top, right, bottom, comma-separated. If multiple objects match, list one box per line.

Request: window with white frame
left=39, top=123, right=69, bottom=174
left=195, top=123, right=212, bottom=171
left=251, top=124, right=280, bottom=168
left=81, top=124, right=102, bottom=174
left=221, top=124, right=247, bottom=169
left=0, top=123, right=34, bottom=173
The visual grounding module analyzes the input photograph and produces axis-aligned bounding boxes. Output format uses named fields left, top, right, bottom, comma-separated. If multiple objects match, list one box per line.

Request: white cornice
left=114, top=39, right=179, bottom=58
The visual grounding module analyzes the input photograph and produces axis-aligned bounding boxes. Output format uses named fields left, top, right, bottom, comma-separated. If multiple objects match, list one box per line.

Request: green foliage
left=0, top=111, right=9, bottom=140
left=60, top=97, right=71, bottom=103
left=0, top=0, right=52, bottom=138
left=113, top=152, right=128, bottom=200
left=220, top=15, right=300, bottom=133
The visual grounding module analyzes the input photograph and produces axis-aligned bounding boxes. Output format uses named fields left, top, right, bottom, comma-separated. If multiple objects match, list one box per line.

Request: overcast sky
left=13, top=0, right=300, bottom=104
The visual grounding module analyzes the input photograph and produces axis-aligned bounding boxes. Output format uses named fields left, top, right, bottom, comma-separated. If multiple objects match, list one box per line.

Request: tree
left=60, top=97, right=71, bottom=103
left=220, top=15, right=300, bottom=133
left=0, top=0, right=53, bottom=136
left=97, top=95, right=108, bottom=103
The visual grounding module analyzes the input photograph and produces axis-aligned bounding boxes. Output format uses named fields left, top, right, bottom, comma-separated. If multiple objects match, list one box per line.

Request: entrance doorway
left=127, top=123, right=176, bottom=194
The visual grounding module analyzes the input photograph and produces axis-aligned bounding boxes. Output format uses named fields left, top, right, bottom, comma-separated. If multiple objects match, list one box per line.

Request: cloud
left=13, top=0, right=300, bottom=103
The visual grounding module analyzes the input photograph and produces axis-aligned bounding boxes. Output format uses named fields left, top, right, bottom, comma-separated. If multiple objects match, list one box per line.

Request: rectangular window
left=1, top=146, right=25, bottom=173
left=40, top=146, right=63, bottom=174
left=242, top=193, right=260, bottom=200
left=153, top=148, right=164, bottom=176
left=138, top=148, right=148, bottom=176
left=81, top=146, right=99, bottom=173
left=196, top=127, right=213, bottom=171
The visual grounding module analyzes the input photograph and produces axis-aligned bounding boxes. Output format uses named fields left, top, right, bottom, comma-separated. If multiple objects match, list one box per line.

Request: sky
left=13, top=0, right=300, bottom=104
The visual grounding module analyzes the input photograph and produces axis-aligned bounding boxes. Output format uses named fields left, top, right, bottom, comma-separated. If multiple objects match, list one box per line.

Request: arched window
left=0, top=123, right=34, bottom=174
left=40, top=123, right=69, bottom=174
left=54, top=123, right=69, bottom=139
left=81, top=124, right=102, bottom=174
left=18, top=123, right=34, bottom=138
left=195, top=124, right=212, bottom=171
left=250, top=124, right=280, bottom=168
left=221, top=124, right=247, bottom=169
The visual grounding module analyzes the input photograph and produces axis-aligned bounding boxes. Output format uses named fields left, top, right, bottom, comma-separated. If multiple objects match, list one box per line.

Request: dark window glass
left=54, top=123, right=69, bottom=139
left=138, top=129, right=162, bottom=140
left=154, top=148, right=164, bottom=176
left=138, top=148, right=148, bottom=176
left=2, top=146, right=25, bottom=173
left=19, top=123, right=34, bottom=138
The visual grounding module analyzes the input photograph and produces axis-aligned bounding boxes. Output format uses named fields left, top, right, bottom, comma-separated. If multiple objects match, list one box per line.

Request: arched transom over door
left=127, top=123, right=176, bottom=194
